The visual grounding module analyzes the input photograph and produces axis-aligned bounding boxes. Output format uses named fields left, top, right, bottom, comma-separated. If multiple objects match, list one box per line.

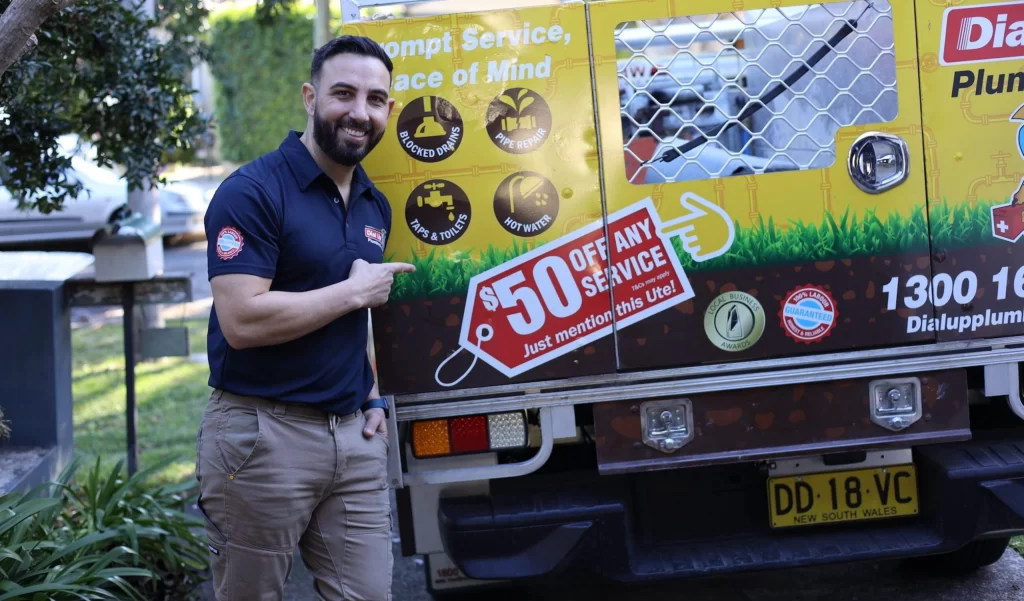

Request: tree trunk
left=0, top=0, right=76, bottom=78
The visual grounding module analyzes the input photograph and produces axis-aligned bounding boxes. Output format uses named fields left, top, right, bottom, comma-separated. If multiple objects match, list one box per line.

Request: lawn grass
left=72, top=316, right=212, bottom=487
left=386, top=199, right=1000, bottom=301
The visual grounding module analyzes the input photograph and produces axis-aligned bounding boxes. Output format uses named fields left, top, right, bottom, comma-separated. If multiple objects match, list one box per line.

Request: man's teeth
left=342, top=127, right=367, bottom=138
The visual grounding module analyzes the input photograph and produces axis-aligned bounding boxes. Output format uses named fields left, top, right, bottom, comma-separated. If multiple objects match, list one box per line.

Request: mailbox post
left=73, top=211, right=192, bottom=475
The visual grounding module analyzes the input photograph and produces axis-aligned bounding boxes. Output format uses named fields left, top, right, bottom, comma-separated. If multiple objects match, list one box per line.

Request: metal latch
left=847, top=132, right=910, bottom=194
left=868, top=377, right=922, bottom=432
left=640, top=399, right=694, bottom=453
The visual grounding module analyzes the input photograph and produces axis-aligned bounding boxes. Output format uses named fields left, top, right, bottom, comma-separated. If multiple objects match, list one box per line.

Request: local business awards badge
left=704, top=291, right=765, bottom=352
left=779, top=285, right=838, bottom=344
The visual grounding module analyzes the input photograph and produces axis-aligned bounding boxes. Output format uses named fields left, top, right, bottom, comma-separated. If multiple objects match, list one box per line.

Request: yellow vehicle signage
left=352, top=4, right=616, bottom=392
left=345, top=0, right=1024, bottom=397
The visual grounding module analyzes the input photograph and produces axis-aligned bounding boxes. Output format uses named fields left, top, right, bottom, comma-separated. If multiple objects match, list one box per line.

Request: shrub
left=0, top=456, right=208, bottom=600
left=207, top=3, right=320, bottom=163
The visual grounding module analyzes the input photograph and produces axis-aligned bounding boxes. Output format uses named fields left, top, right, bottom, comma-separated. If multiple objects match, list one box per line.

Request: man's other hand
left=349, top=259, right=416, bottom=308
left=363, top=407, right=387, bottom=440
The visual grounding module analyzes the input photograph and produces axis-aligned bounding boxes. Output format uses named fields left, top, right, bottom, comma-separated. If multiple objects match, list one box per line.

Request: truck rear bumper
left=437, top=435, right=1024, bottom=582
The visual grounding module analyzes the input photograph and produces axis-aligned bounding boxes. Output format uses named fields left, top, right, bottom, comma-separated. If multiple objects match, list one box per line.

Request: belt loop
left=273, top=402, right=286, bottom=417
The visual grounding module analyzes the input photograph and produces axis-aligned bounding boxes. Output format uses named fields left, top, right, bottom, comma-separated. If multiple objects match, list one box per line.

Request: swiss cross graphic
left=991, top=200, right=1024, bottom=243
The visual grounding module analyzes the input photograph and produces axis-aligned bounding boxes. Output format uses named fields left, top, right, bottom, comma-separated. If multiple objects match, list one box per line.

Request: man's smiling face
left=311, top=53, right=394, bottom=166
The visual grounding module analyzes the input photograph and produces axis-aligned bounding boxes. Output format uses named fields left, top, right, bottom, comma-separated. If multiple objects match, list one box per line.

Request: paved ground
left=195, top=489, right=1024, bottom=601
left=190, top=487, right=1024, bottom=601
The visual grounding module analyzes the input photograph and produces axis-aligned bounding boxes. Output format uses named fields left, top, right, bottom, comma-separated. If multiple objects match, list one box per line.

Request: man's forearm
left=230, top=280, right=364, bottom=348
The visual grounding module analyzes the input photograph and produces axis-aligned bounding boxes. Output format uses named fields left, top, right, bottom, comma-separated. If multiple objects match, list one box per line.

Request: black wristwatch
left=361, top=397, right=390, bottom=420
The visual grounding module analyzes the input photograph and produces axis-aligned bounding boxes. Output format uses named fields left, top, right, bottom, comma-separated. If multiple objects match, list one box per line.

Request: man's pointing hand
left=350, top=259, right=416, bottom=308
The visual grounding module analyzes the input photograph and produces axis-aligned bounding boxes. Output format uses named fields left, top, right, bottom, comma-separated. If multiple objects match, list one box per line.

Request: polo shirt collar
left=280, top=130, right=376, bottom=200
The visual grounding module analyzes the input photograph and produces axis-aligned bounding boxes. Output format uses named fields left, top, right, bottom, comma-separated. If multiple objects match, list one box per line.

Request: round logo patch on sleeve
left=216, top=226, right=244, bottom=260
left=779, top=285, right=838, bottom=344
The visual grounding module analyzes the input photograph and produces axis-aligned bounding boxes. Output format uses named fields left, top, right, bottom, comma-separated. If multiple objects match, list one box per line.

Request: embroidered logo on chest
left=364, top=226, right=386, bottom=251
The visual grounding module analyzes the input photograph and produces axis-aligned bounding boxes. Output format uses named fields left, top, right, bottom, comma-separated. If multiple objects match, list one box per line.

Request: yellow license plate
left=767, top=464, right=919, bottom=529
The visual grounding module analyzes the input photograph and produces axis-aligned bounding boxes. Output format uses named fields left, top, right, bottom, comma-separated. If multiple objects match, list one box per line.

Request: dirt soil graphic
left=373, top=244, right=1024, bottom=396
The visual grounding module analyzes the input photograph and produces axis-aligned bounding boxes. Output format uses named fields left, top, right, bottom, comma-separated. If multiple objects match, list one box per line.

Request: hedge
left=207, top=4, right=322, bottom=163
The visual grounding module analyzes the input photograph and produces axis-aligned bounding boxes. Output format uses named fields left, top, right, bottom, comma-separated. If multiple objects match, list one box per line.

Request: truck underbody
left=384, top=345, right=1024, bottom=594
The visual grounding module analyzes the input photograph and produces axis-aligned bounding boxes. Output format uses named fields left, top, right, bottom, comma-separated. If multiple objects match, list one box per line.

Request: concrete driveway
left=191, top=488, right=1024, bottom=601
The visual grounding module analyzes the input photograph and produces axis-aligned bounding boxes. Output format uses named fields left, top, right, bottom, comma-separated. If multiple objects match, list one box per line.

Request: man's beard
left=312, top=106, right=384, bottom=167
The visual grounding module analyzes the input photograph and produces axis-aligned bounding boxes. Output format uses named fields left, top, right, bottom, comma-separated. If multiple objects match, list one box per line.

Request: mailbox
left=90, top=211, right=164, bottom=282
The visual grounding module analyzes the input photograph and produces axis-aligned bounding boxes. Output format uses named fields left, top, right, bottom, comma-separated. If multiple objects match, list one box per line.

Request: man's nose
left=348, top=98, right=369, bottom=123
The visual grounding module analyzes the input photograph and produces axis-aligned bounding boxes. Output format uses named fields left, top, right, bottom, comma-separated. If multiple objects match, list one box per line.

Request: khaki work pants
left=195, top=389, right=393, bottom=601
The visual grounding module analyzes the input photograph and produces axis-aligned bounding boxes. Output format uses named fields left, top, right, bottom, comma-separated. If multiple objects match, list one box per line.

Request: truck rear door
left=913, top=0, right=1024, bottom=342
left=586, top=0, right=936, bottom=371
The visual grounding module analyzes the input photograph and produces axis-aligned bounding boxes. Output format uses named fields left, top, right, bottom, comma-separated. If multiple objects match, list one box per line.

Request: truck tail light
left=411, top=411, right=528, bottom=458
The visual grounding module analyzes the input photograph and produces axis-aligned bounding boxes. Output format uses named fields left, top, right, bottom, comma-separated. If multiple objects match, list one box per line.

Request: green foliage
left=0, top=0, right=210, bottom=213
left=207, top=3, right=318, bottom=163
left=388, top=239, right=539, bottom=301
left=0, top=456, right=208, bottom=600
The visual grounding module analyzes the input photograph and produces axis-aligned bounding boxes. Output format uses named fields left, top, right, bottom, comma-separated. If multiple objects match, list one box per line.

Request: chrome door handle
left=847, top=132, right=910, bottom=194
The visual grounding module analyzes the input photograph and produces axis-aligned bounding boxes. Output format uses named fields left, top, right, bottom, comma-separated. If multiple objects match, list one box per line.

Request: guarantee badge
left=779, top=285, right=838, bottom=344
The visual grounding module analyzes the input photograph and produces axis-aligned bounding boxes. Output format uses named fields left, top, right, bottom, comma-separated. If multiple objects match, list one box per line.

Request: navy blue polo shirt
left=204, top=130, right=392, bottom=415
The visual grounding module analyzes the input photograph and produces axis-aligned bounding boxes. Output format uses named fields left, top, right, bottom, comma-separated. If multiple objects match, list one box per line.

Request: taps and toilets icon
left=417, top=183, right=456, bottom=221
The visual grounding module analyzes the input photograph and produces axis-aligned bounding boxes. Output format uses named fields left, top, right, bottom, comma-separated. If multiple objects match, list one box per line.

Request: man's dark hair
left=311, top=35, right=394, bottom=87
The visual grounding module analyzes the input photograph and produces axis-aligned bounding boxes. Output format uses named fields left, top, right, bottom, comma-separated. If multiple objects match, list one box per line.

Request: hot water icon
left=505, top=174, right=549, bottom=214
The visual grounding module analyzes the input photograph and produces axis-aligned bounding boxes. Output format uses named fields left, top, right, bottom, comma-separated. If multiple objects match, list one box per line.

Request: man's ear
left=386, top=97, right=396, bottom=120
left=301, top=83, right=317, bottom=118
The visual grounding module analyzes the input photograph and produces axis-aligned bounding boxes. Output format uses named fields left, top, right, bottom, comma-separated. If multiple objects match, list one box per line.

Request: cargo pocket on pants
left=197, top=493, right=228, bottom=557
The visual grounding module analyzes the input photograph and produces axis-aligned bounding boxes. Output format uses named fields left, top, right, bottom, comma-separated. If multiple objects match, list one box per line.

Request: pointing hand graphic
left=658, top=193, right=735, bottom=262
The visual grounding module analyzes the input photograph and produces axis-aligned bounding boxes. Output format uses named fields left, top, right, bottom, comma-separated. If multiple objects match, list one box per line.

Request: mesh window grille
left=615, top=0, right=898, bottom=185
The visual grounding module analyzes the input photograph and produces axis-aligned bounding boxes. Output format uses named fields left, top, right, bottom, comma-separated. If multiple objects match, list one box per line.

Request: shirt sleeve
left=205, top=173, right=281, bottom=280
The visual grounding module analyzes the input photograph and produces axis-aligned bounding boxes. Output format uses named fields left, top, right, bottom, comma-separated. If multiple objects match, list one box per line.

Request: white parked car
left=0, top=136, right=211, bottom=246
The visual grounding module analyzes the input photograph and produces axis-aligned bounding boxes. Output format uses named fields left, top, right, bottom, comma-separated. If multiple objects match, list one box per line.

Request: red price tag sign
left=451, top=199, right=695, bottom=380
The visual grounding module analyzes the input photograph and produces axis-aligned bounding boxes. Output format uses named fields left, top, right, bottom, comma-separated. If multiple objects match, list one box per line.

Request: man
left=194, top=35, right=413, bottom=601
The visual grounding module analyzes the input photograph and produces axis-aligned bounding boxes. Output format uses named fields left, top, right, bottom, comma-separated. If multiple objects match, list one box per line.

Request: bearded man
left=195, top=35, right=413, bottom=601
